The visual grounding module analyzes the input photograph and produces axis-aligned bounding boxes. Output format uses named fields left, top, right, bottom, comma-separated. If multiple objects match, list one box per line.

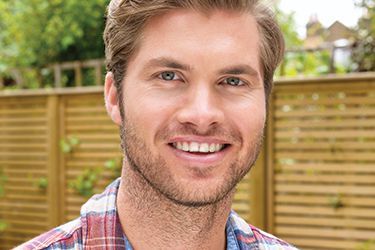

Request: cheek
left=239, top=110, right=265, bottom=134
left=124, top=90, right=177, bottom=141
left=230, top=98, right=266, bottom=139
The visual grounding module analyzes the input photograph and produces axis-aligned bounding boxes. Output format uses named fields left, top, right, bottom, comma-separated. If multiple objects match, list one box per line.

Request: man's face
left=119, top=9, right=265, bottom=206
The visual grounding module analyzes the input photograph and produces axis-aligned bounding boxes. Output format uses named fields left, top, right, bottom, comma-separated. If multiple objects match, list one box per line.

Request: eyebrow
left=218, top=64, right=262, bottom=85
left=143, top=57, right=192, bottom=72
left=218, top=65, right=259, bottom=77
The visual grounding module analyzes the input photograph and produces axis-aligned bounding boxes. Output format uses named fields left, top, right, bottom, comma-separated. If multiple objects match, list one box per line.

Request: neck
left=116, top=163, right=234, bottom=250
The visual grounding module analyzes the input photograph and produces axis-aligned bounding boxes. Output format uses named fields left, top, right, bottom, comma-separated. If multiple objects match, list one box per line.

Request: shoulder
left=228, top=211, right=299, bottom=250
left=15, top=179, right=122, bottom=250
left=14, top=218, right=83, bottom=250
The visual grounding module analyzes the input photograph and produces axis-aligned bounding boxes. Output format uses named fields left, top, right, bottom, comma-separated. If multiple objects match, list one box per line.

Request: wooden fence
left=0, top=59, right=105, bottom=89
left=0, top=73, right=375, bottom=249
left=269, top=73, right=375, bottom=250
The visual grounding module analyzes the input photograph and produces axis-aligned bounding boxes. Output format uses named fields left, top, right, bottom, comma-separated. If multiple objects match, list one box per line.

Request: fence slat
left=46, top=95, right=60, bottom=228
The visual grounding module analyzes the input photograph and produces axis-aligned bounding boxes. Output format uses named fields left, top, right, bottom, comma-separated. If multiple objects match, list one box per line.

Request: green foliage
left=0, top=221, right=6, bottom=233
left=305, top=168, right=317, bottom=176
left=274, top=4, right=303, bottom=49
left=356, top=239, right=375, bottom=250
left=36, top=177, right=48, bottom=190
left=69, top=168, right=102, bottom=197
left=0, top=0, right=109, bottom=71
left=104, top=158, right=122, bottom=178
left=69, top=156, right=122, bottom=197
left=60, top=136, right=80, bottom=153
left=328, top=194, right=344, bottom=209
left=280, top=49, right=332, bottom=77
left=352, top=0, right=375, bottom=72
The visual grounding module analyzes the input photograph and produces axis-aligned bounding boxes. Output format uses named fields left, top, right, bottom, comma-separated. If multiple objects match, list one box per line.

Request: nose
left=176, top=83, right=224, bottom=133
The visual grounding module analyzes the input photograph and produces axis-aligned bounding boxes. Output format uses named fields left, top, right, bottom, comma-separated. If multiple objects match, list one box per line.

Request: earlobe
left=104, top=72, right=122, bottom=126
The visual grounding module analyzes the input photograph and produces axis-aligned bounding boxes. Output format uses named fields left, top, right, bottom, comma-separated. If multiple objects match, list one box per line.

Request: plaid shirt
left=16, top=179, right=299, bottom=250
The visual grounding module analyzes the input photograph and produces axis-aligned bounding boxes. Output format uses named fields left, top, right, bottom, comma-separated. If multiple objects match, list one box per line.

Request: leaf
left=0, top=221, right=7, bottom=232
left=328, top=194, right=344, bottom=209
left=68, top=136, right=80, bottom=146
left=37, top=178, right=48, bottom=189
left=69, top=168, right=102, bottom=197
left=60, top=140, right=72, bottom=153
left=104, top=159, right=116, bottom=170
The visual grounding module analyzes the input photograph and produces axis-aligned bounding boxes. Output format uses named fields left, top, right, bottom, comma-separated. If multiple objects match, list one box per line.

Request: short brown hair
left=104, top=0, right=284, bottom=100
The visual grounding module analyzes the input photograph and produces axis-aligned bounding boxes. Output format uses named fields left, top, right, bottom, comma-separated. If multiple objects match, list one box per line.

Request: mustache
left=156, top=123, right=242, bottom=144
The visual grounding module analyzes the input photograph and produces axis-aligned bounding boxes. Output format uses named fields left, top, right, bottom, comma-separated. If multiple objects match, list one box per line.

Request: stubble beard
left=120, top=116, right=264, bottom=208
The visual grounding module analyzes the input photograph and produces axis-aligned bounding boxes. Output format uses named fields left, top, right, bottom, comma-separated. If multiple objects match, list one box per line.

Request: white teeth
left=190, top=142, right=199, bottom=152
left=182, top=142, right=189, bottom=151
left=173, top=142, right=224, bottom=153
left=199, top=143, right=209, bottom=153
left=209, top=144, right=216, bottom=152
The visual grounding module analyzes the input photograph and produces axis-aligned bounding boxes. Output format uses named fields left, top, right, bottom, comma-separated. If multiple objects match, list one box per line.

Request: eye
left=159, top=71, right=178, bottom=81
left=223, top=77, right=244, bottom=86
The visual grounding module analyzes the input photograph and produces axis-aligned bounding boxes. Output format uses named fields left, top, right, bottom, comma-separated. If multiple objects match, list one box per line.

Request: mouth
left=169, top=142, right=230, bottom=154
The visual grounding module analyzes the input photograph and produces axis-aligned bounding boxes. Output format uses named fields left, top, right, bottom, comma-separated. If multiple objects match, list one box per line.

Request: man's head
left=104, top=0, right=284, bottom=103
left=104, top=0, right=284, bottom=207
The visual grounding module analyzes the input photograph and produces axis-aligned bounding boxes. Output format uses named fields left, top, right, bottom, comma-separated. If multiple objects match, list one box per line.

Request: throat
left=117, top=167, right=232, bottom=250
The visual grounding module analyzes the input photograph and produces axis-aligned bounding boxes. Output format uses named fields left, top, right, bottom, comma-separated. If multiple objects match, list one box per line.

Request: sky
left=278, top=0, right=364, bottom=38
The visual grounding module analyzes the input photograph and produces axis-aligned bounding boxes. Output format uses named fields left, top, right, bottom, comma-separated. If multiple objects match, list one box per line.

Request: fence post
left=74, top=62, right=83, bottom=87
left=249, top=147, right=266, bottom=230
left=54, top=64, right=62, bottom=88
left=46, top=95, right=60, bottom=228
left=266, top=93, right=275, bottom=233
left=95, top=60, right=103, bottom=86
left=10, top=69, right=24, bottom=89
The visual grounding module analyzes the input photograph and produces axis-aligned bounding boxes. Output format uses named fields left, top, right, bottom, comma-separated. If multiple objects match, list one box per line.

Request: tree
left=352, top=0, right=375, bottom=72
left=0, top=0, right=109, bottom=69
left=274, top=1, right=303, bottom=49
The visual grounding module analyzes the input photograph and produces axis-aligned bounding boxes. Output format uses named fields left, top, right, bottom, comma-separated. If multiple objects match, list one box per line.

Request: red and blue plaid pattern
left=16, top=179, right=299, bottom=250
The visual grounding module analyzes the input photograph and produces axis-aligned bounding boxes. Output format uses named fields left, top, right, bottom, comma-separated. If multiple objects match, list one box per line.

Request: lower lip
left=168, top=144, right=230, bottom=165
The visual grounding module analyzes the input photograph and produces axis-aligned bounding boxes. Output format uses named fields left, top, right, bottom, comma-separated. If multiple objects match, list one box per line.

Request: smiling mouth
left=169, top=142, right=230, bottom=154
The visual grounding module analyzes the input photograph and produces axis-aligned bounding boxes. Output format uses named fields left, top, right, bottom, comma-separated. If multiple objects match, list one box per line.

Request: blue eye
left=160, top=71, right=176, bottom=81
left=224, top=77, right=243, bottom=86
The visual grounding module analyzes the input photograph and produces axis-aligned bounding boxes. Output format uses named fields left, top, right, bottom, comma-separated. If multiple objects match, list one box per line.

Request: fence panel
left=268, top=74, right=375, bottom=250
left=0, top=95, right=50, bottom=249
left=60, top=92, right=122, bottom=222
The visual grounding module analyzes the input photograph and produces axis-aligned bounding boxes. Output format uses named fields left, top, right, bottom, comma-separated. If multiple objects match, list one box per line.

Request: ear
left=104, top=72, right=122, bottom=126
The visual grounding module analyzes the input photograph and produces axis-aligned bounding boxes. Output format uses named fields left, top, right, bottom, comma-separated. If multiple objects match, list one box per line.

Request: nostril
left=175, top=109, right=225, bottom=131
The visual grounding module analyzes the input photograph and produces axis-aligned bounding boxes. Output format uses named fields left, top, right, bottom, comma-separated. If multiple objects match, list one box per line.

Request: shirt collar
left=80, top=178, right=254, bottom=250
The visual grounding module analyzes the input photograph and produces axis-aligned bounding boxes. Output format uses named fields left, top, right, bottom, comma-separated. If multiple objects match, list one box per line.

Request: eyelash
left=221, top=77, right=246, bottom=87
left=156, top=71, right=248, bottom=87
left=157, top=71, right=181, bottom=81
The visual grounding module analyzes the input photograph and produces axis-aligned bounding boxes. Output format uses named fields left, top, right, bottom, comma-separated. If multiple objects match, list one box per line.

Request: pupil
left=228, top=78, right=239, bottom=85
left=162, top=72, right=175, bottom=80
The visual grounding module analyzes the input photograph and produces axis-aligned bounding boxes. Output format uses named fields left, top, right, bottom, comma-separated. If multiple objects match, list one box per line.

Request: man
left=17, top=0, right=298, bottom=249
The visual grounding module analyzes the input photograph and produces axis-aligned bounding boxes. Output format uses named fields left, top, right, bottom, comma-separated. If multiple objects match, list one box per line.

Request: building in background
left=304, top=15, right=356, bottom=49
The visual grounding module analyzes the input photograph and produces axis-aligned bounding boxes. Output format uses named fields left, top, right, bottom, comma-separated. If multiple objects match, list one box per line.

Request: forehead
left=129, top=8, right=261, bottom=73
